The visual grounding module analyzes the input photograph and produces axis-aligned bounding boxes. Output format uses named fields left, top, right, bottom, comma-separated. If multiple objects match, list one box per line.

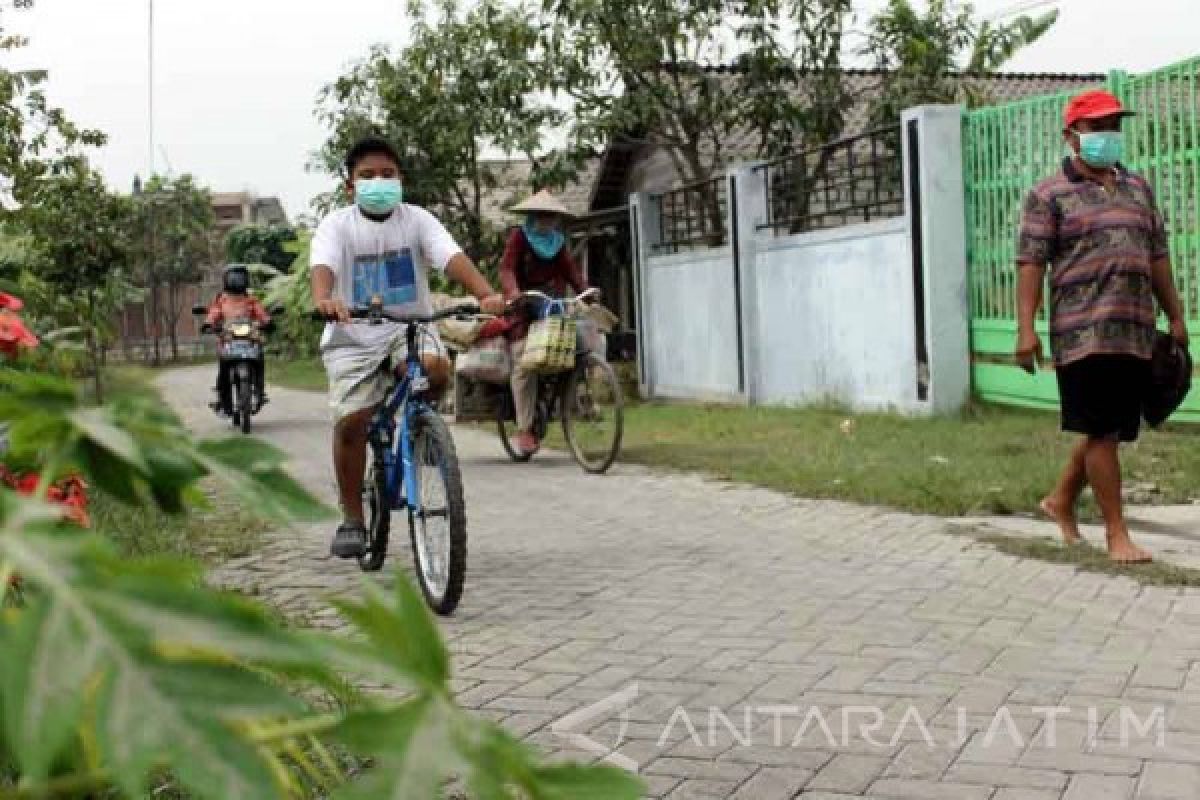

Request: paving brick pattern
left=161, top=368, right=1200, bottom=799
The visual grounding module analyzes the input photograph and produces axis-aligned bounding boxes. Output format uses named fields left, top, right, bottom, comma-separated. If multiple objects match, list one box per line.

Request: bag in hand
left=519, top=304, right=577, bottom=374
left=1144, top=331, right=1192, bottom=428
left=455, top=336, right=512, bottom=384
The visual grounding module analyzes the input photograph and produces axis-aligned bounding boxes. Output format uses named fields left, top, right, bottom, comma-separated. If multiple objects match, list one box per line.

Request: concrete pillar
left=629, top=193, right=662, bottom=398
left=901, top=105, right=971, bottom=415
left=727, top=164, right=768, bottom=404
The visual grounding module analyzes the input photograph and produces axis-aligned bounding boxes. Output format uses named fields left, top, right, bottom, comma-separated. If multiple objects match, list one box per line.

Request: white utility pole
left=148, top=0, right=155, bottom=179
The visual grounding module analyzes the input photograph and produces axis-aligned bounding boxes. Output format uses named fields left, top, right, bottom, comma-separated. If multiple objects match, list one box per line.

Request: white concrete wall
left=629, top=105, right=970, bottom=414
left=750, top=219, right=921, bottom=411
left=642, top=247, right=742, bottom=399
left=903, top=106, right=971, bottom=414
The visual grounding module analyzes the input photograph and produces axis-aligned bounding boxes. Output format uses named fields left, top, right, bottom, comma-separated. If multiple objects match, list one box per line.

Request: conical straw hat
left=508, top=189, right=573, bottom=218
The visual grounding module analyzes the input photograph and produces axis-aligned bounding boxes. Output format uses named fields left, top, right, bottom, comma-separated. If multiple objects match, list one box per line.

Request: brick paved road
left=164, top=366, right=1200, bottom=799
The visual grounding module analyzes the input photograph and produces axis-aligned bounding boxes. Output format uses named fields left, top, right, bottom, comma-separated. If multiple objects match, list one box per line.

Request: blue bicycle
left=327, top=299, right=479, bottom=615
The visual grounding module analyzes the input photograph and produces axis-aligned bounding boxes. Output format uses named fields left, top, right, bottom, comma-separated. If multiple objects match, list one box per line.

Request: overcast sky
left=9, top=0, right=1199, bottom=220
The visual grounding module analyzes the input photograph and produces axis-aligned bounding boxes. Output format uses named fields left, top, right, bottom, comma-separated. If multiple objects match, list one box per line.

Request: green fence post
left=1108, top=69, right=1130, bottom=102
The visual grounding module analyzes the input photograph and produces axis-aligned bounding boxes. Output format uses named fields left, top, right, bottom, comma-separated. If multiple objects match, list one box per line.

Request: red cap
left=1064, top=90, right=1134, bottom=129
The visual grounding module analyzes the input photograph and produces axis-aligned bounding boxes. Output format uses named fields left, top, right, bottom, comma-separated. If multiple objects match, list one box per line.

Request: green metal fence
left=963, top=57, right=1200, bottom=421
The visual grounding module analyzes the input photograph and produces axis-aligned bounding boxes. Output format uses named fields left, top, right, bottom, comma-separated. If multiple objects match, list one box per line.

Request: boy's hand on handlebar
left=315, top=295, right=350, bottom=323
left=479, top=293, right=506, bottom=315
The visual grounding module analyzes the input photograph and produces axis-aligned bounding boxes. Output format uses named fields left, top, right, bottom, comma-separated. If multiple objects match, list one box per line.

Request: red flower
left=0, top=310, right=38, bottom=358
left=0, top=292, right=24, bottom=312
left=0, top=466, right=91, bottom=529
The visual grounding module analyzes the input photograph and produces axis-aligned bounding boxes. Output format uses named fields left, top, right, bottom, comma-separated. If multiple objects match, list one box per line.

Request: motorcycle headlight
left=232, top=324, right=252, bottom=337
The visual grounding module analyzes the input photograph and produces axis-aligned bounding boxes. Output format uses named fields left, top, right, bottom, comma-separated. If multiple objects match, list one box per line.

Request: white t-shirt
left=311, top=203, right=462, bottom=354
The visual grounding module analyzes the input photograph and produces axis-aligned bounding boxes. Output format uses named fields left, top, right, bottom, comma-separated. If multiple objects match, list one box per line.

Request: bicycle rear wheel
left=562, top=355, right=624, bottom=474
left=408, top=410, right=467, bottom=615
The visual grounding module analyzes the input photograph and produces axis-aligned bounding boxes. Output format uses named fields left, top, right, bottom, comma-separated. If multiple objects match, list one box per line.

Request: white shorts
left=322, top=326, right=446, bottom=423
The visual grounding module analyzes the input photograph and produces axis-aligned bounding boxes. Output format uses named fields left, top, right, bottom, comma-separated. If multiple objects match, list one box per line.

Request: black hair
left=343, top=136, right=402, bottom=177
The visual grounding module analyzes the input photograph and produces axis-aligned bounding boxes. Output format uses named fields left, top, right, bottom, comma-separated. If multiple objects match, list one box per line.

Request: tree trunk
left=787, top=147, right=834, bottom=236
left=91, top=347, right=103, bottom=404
left=87, top=294, right=103, bottom=404
left=165, top=281, right=180, bottom=361
left=148, top=282, right=162, bottom=367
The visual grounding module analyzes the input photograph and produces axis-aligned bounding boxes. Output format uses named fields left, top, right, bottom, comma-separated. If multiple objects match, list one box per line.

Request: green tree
left=225, top=223, right=298, bottom=273
left=130, top=174, right=216, bottom=364
left=544, top=0, right=855, bottom=236
left=20, top=165, right=135, bottom=401
left=0, top=365, right=640, bottom=799
left=0, top=5, right=106, bottom=206
left=863, top=0, right=1059, bottom=126
left=315, top=0, right=572, bottom=283
left=0, top=5, right=123, bottom=386
left=263, top=231, right=322, bottom=359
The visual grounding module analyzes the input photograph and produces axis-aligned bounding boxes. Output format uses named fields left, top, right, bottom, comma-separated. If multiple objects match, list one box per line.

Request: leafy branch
left=0, top=369, right=638, bottom=798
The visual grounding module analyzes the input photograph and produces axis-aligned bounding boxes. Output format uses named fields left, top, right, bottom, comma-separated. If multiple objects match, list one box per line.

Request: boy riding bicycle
left=310, top=136, right=505, bottom=559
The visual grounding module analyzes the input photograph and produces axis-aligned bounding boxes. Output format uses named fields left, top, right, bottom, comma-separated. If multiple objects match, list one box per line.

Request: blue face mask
left=354, top=178, right=404, bottom=215
left=522, top=216, right=565, bottom=260
left=1077, top=131, right=1123, bottom=169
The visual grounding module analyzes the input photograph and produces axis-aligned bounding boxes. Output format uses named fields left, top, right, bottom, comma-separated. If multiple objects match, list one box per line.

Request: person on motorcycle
left=203, top=264, right=272, bottom=414
left=499, top=189, right=592, bottom=456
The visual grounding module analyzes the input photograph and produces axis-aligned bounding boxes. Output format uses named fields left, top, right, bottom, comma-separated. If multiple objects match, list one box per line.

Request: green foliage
left=129, top=174, right=218, bottom=363
left=18, top=268, right=140, bottom=386
left=132, top=174, right=216, bottom=287
left=0, top=232, right=35, bottom=285
left=17, top=166, right=141, bottom=398
left=315, top=0, right=570, bottom=276
left=967, top=9, right=1059, bottom=74
left=21, top=166, right=132, bottom=294
left=0, top=366, right=638, bottom=798
left=0, top=369, right=325, bottom=519
left=225, top=224, right=299, bottom=273
left=546, top=0, right=854, bottom=181
left=0, top=5, right=107, bottom=208
left=0, top=533, right=642, bottom=798
left=263, top=231, right=323, bottom=359
left=1, top=19, right=636, bottom=793
left=864, top=0, right=1059, bottom=126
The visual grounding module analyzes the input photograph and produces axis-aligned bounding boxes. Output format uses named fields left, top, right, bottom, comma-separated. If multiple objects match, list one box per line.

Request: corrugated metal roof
left=476, top=157, right=602, bottom=226
left=471, top=70, right=1107, bottom=217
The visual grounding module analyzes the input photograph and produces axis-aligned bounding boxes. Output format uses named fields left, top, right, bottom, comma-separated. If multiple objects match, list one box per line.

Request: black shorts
left=1055, top=354, right=1151, bottom=442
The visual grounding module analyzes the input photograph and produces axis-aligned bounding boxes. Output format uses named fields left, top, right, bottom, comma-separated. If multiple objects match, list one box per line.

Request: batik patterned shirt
left=1017, top=158, right=1169, bottom=366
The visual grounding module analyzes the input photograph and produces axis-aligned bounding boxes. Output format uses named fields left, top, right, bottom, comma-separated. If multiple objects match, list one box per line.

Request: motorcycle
left=192, top=306, right=278, bottom=434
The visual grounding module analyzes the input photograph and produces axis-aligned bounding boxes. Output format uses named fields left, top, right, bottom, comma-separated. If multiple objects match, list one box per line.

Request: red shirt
left=498, top=227, right=586, bottom=339
left=205, top=293, right=270, bottom=328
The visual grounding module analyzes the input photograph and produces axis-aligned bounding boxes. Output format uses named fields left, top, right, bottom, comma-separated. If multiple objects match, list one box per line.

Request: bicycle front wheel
left=408, top=410, right=467, bottom=615
left=562, top=355, right=624, bottom=474
left=359, top=458, right=391, bottom=572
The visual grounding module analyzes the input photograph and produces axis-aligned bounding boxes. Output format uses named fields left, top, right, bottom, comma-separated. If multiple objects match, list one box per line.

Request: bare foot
left=1039, top=496, right=1082, bottom=545
left=1107, top=527, right=1153, bottom=564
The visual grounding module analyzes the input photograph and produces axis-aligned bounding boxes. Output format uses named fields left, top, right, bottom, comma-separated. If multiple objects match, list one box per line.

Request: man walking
left=1016, top=89, right=1189, bottom=564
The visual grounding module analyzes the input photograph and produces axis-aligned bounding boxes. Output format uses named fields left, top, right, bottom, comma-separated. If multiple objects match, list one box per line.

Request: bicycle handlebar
left=311, top=303, right=482, bottom=325
left=508, top=288, right=600, bottom=313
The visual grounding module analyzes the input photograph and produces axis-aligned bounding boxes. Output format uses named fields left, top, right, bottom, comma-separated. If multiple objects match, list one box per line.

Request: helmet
left=223, top=264, right=250, bottom=295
